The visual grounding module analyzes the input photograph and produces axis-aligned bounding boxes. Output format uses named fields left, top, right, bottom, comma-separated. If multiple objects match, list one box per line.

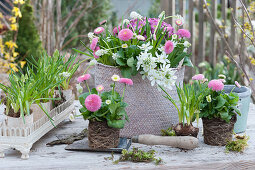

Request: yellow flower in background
left=10, top=24, right=18, bottom=31
left=14, top=0, right=25, bottom=5
left=5, top=41, right=18, bottom=49
left=0, top=12, right=3, bottom=18
left=4, top=53, right=10, bottom=60
left=0, top=45, right=5, bottom=54
left=251, top=58, right=255, bottom=66
left=20, top=61, right=26, bottom=68
left=9, top=17, right=16, bottom=24
left=9, top=63, right=18, bottom=72
left=0, top=22, right=3, bottom=29
left=12, top=51, right=19, bottom=58
left=12, top=7, right=22, bottom=18
left=9, top=57, right=15, bottom=62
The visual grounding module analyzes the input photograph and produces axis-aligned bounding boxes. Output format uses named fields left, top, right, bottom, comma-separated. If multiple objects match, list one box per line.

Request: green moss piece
left=225, top=135, right=249, bottom=153
left=114, top=148, right=163, bottom=165
left=161, top=127, right=176, bottom=136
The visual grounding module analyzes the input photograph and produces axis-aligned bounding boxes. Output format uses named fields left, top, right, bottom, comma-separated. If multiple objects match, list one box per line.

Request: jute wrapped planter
left=94, top=63, right=184, bottom=138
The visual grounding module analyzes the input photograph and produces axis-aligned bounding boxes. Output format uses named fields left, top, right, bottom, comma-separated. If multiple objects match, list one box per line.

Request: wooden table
left=0, top=102, right=255, bottom=170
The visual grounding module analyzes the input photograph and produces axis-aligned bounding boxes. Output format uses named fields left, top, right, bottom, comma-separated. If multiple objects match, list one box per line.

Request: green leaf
left=109, top=103, right=119, bottom=114
left=215, top=95, right=227, bottom=109
left=116, top=58, right=126, bottom=66
left=101, top=91, right=111, bottom=101
left=127, top=57, right=135, bottom=67
left=79, top=107, right=87, bottom=113
left=107, top=119, right=125, bottom=129
left=91, top=88, right=98, bottom=95
left=183, top=56, right=193, bottom=67
left=78, top=92, right=90, bottom=108
left=120, top=67, right=132, bottom=78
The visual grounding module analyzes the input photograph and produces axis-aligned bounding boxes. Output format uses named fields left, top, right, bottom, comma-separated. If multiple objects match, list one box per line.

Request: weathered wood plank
left=230, top=0, right=237, bottom=54
left=209, top=0, right=217, bottom=66
left=168, top=0, right=175, bottom=25
left=220, top=0, right=227, bottom=59
left=188, top=0, right=195, bottom=74
left=178, top=0, right=185, bottom=28
left=198, top=0, right=205, bottom=66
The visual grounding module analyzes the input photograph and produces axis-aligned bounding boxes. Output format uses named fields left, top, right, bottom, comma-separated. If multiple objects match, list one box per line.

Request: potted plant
left=198, top=77, right=241, bottom=146
left=78, top=74, right=132, bottom=149
left=159, top=75, right=205, bottom=137
left=223, top=81, right=251, bottom=133
left=75, top=11, right=193, bottom=137
left=0, top=70, right=59, bottom=127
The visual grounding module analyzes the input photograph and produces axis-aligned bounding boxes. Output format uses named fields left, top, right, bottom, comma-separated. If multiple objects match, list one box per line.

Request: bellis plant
left=78, top=74, right=133, bottom=129
left=74, top=11, right=193, bottom=90
left=191, top=74, right=241, bottom=123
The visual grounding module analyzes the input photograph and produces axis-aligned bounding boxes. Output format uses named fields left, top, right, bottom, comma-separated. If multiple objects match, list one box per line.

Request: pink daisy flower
left=99, top=20, right=107, bottom=25
left=93, top=46, right=100, bottom=59
left=235, top=81, right=241, bottom=88
left=118, top=29, right=133, bottom=41
left=119, top=78, right=133, bottom=86
left=164, top=40, right=174, bottom=54
left=192, top=74, right=205, bottom=81
left=90, top=37, right=99, bottom=51
left=96, top=85, right=104, bottom=92
left=94, top=27, right=104, bottom=34
left=85, top=94, right=102, bottom=112
left=177, top=29, right=191, bottom=38
left=208, top=79, right=224, bottom=92
left=77, top=74, right=91, bottom=83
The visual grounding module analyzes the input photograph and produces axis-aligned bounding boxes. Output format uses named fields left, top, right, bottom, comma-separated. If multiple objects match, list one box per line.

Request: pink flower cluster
left=119, top=78, right=133, bottom=85
left=118, top=29, right=133, bottom=41
left=164, top=41, right=174, bottom=54
left=208, top=79, right=224, bottom=91
left=85, top=94, right=102, bottom=112
left=77, top=74, right=91, bottom=83
left=177, top=29, right=191, bottom=38
left=192, top=74, right=205, bottom=81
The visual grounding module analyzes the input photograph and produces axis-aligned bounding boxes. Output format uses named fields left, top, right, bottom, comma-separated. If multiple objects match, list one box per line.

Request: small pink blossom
left=119, top=78, right=133, bottom=86
left=175, top=19, right=183, bottom=26
left=113, top=26, right=121, bottom=35
left=94, top=27, right=104, bottom=34
left=218, top=79, right=226, bottom=83
left=93, top=46, right=100, bottom=59
left=192, top=74, right=205, bottom=81
left=77, top=74, right=91, bottom=83
left=99, top=20, right=107, bottom=25
left=153, top=34, right=156, bottom=40
left=118, top=29, right=133, bottom=41
left=164, top=40, right=174, bottom=54
left=235, top=81, right=241, bottom=88
left=208, top=79, right=224, bottom=91
left=137, top=35, right=145, bottom=41
left=85, top=94, right=102, bottom=112
left=177, top=29, right=191, bottom=38
left=96, top=85, right=104, bottom=92
left=90, top=37, right=98, bottom=51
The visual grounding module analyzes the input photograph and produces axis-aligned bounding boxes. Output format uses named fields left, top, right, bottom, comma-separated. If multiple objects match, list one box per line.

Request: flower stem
left=121, top=85, right=126, bottom=102
left=85, top=81, right=91, bottom=94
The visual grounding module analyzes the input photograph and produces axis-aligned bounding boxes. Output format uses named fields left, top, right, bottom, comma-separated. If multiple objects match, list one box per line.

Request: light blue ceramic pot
left=224, top=85, right=251, bottom=133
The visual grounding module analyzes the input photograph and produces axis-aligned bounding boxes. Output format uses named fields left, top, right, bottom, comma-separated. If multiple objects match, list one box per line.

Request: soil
left=173, top=123, right=199, bottom=138
left=5, top=107, right=33, bottom=118
left=53, top=92, right=66, bottom=108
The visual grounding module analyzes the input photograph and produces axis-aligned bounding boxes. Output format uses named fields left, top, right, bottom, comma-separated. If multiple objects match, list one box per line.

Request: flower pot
left=5, top=113, right=33, bottom=128
left=52, top=90, right=72, bottom=108
left=202, top=116, right=237, bottom=146
left=224, top=85, right=251, bottom=133
left=30, top=102, right=51, bottom=122
left=93, top=63, right=184, bottom=138
left=88, top=120, right=120, bottom=149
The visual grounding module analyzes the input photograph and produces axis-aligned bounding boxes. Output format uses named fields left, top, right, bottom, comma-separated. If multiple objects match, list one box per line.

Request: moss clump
left=113, top=148, right=163, bottom=165
left=225, top=135, right=249, bottom=153
left=161, top=127, right=176, bottom=136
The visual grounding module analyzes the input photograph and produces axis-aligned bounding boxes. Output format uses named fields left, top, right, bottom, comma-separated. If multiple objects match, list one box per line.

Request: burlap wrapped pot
left=93, top=63, right=185, bottom=138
